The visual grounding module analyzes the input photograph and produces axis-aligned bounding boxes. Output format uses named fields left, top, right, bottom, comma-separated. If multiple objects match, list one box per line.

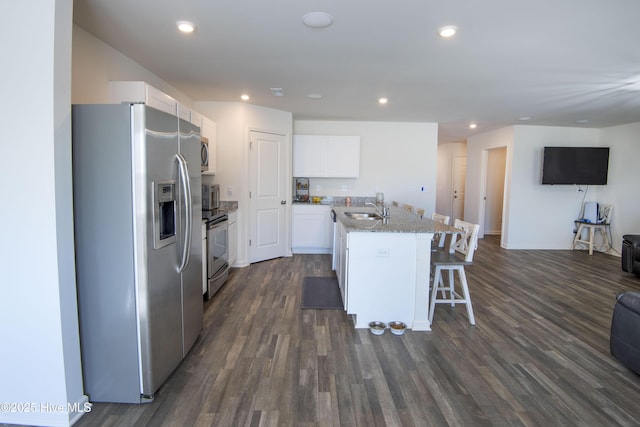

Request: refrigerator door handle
left=176, top=153, right=193, bottom=273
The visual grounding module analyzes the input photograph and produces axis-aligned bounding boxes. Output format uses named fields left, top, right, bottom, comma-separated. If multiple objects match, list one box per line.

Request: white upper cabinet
left=109, top=81, right=178, bottom=116
left=177, top=103, right=191, bottom=122
left=201, top=117, right=217, bottom=175
left=190, top=109, right=203, bottom=128
left=293, top=135, right=360, bottom=178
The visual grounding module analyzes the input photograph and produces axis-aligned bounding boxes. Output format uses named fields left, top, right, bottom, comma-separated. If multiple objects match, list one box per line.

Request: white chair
left=572, top=204, right=613, bottom=255
left=429, top=219, right=480, bottom=325
left=402, top=204, right=414, bottom=213
left=430, top=212, right=450, bottom=248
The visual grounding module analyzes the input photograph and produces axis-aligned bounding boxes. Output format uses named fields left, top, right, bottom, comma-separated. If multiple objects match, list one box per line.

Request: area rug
left=301, top=276, right=343, bottom=309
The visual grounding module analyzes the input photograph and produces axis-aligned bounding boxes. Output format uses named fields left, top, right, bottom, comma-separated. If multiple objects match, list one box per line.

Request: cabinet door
left=292, top=205, right=331, bottom=251
left=326, top=136, right=360, bottom=178
left=145, top=84, right=177, bottom=116
left=177, top=103, right=191, bottom=122
left=293, top=135, right=326, bottom=177
left=190, top=110, right=203, bottom=128
left=201, top=118, right=217, bottom=174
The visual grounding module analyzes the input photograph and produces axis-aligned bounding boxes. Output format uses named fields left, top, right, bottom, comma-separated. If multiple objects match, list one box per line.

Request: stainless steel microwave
left=202, top=184, right=220, bottom=211
left=200, top=137, right=209, bottom=172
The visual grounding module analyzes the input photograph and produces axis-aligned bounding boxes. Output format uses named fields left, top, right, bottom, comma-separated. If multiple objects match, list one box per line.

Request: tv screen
left=542, top=147, right=609, bottom=185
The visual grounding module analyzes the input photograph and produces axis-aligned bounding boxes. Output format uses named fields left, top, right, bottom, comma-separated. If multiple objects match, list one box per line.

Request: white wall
left=467, top=125, right=614, bottom=249
left=485, top=147, right=506, bottom=234
left=436, top=142, right=466, bottom=219
left=465, top=126, right=515, bottom=244
left=294, top=121, right=439, bottom=214
left=0, top=2, right=88, bottom=426
left=195, top=102, right=293, bottom=266
left=599, top=122, right=640, bottom=248
left=72, top=25, right=193, bottom=106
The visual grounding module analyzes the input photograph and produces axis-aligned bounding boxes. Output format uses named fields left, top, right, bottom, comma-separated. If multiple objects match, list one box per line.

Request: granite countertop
left=332, top=206, right=461, bottom=234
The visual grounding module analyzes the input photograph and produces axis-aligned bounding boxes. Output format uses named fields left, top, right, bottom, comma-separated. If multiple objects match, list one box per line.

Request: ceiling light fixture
left=378, top=98, right=388, bottom=105
left=576, top=119, right=589, bottom=124
left=241, top=94, right=250, bottom=101
left=302, top=12, right=334, bottom=28
left=469, top=123, right=477, bottom=129
left=438, top=25, right=457, bottom=38
left=307, top=93, right=323, bottom=99
left=519, top=116, right=532, bottom=121
left=176, top=21, right=196, bottom=33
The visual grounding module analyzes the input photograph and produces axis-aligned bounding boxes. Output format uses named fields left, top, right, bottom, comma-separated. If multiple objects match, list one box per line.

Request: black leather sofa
left=611, top=292, right=640, bottom=375
left=622, top=235, right=640, bottom=277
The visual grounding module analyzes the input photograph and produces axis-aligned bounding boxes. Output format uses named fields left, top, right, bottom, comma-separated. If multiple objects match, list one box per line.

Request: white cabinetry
left=190, top=109, right=203, bottom=128
left=202, top=221, right=207, bottom=296
left=228, top=210, right=238, bottom=267
left=335, top=221, right=348, bottom=310
left=177, top=103, right=191, bottom=122
left=201, top=117, right=217, bottom=175
left=109, top=81, right=178, bottom=116
left=345, top=231, right=417, bottom=328
left=292, top=204, right=333, bottom=254
left=293, top=135, right=360, bottom=178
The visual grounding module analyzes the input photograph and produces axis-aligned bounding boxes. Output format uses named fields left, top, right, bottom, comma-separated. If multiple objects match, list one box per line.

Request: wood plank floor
left=72, top=236, right=640, bottom=426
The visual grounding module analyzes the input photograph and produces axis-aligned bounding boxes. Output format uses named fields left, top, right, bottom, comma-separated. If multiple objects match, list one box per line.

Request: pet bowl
left=369, top=321, right=386, bottom=335
left=388, top=321, right=407, bottom=336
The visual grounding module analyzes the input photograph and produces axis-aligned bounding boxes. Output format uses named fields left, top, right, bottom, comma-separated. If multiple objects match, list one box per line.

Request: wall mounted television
left=541, top=146, right=609, bottom=185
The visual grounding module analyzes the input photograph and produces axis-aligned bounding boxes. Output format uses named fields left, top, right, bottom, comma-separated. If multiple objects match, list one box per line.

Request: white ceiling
left=73, top=0, right=640, bottom=143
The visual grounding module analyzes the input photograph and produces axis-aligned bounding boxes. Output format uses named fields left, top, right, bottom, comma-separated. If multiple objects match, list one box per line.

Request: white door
left=249, top=131, right=287, bottom=263
left=452, top=156, right=466, bottom=221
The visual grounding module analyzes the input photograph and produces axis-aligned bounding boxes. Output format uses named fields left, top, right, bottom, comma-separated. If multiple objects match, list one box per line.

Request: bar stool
left=430, top=212, right=450, bottom=248
left=429, top=219, right=480, bottom=325
left=572, top=204, right=613, bottom=255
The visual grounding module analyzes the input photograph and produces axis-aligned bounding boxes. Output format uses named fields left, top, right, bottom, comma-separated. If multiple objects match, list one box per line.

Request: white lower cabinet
left=291, top=204, right=333, bottom=254
left=336, top=221, right=348, bottom=310
left=202, top=221, right=207, bottom=296
left=341, top=230, right=417, bottom=328
left=228, top=210, right=238, bottom=267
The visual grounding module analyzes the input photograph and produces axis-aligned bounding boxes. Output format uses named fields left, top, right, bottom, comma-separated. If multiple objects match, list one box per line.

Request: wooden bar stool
left=572, top=204, right=613, bottom=255
left=429, top=219, right=480, bottom=325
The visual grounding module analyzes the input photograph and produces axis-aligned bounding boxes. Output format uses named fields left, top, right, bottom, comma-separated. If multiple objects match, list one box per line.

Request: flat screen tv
left=541, top=147, right=609, bottom=185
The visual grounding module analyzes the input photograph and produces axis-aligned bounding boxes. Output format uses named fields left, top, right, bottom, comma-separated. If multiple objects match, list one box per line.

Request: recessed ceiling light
left=378, top=98, right=388, bottom=105
left=307, top=93, right=323, bottom=99
left=576, top=119, right=589, bottom=124
left=519, top=116, right=532, bottom=121
left=241, top=94, right=250, bottom=101
left=469, top=123, right=477, bottom=129
left=438, top=25, right=457, bottom=38
left=176, top=21, right=196, bottom=33
left=302, top=12, right=334, bottom=28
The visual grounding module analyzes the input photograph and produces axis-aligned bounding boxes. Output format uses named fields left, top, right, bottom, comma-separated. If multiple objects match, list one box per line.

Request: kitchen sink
left=344, top=211, right=383, bottom=220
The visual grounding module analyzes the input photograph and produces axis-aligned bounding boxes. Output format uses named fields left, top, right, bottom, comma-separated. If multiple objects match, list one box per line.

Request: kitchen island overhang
left=332, top=206, right=461, bottom=331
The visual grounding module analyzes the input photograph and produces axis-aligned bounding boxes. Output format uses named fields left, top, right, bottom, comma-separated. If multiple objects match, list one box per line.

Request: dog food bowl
left=388, top=321, right=407, bottom=336
left=369, top=321, right=386, bottom=335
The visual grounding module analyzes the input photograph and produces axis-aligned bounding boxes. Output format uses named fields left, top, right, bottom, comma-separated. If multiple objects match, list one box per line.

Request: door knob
left=281, top=200, right=287, bottom=205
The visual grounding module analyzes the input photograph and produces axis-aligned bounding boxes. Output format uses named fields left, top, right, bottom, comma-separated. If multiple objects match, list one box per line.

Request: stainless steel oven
left=205, top=212, right=229, bottom=299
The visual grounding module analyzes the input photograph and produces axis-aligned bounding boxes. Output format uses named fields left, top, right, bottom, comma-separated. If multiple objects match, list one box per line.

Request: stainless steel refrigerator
left=72, top=104, right=203, bottom=403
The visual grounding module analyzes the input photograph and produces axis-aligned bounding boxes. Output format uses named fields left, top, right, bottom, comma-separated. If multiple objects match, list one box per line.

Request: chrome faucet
left=366, top=202, right=389, bottom=218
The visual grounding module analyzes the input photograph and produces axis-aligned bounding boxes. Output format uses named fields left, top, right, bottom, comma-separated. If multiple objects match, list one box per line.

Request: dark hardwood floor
left=73, top=236, right=640, bottom=426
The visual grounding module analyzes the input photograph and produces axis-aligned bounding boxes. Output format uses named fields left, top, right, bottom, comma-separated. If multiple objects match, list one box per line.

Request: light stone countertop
left=332, top=205, right=462, bottom=234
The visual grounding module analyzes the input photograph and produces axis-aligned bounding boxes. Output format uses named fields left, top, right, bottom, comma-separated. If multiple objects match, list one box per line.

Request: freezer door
left=133, top=105, right=184, bottom=397
left=178, top=117, right=203, bottom=356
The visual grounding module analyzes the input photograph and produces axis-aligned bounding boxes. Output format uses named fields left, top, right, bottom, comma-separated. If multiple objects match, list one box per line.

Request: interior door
left=452, top=156, right=466, bottom=221
left=249, top=131, right=287, bottom=263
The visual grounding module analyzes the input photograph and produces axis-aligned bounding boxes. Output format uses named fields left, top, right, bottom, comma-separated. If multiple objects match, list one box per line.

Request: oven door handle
left=176, top=153, right=192, bottom=273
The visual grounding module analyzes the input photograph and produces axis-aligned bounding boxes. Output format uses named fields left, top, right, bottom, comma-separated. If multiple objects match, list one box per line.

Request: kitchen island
left=332, top=205, right=460, bottom=331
